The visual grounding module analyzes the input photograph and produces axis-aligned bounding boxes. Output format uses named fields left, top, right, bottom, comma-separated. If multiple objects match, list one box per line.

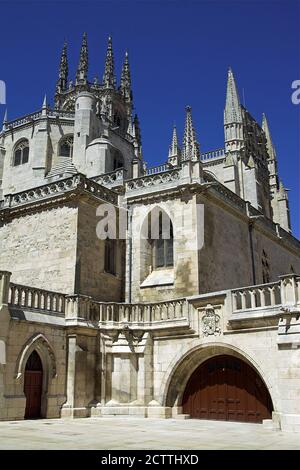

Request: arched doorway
left=24, top=351, right=43, bottom=419
left=182, top=355, right=273, bottom=423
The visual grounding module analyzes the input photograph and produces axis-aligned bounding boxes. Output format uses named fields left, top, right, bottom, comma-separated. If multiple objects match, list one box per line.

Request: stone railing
left=145, top=164, right=170, bottom=175
left=81, top=176, right=118, bottom=204
left=231, top=281, right=281, bottom=311
left=2, top=175, right=81, bottom=208
left=201, top=148, right=225, bottom=161
left=48, top=109, right=75, bottom=119
left=8, top=282, right=65, bottom=314
left=1, top=173, right=118, bottom=210
left=5, top=111, right=42, bottom=129
left=125, top=168, right=180, bottom=191
left=4, top=108, right=75, bottom=131
left=65, top=295, right=190, bottom=325
left=92, top=168, right=126, bottom=187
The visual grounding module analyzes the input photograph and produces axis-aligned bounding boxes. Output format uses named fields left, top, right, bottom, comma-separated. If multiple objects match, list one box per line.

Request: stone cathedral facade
left=0, top=35, right=300, bottom=432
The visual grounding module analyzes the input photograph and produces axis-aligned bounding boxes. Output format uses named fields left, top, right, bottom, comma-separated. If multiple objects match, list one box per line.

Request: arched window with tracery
left=13, top=139, right=29, bottom=166
left=59, top=135, right=73, bottom=158
left=147, top=209, right=174, bottom=269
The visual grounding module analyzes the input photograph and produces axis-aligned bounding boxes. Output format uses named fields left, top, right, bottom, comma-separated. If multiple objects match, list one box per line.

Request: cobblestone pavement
left=0, top=417, right=299, bottom=450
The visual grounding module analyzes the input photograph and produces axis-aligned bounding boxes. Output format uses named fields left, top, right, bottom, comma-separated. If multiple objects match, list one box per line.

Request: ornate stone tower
left=224, top=68, right=272, bottom=218
left=53, top=34, right=142, bottom=179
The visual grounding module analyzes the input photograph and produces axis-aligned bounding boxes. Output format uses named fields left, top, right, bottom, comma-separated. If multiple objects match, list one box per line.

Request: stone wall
left=2, top=319, right=66, bottom=420
left=1, top=120, right=74, bottom=196
left=76, top=200, right=124, bottom=301
left=0, top=204, right=78, bottom=293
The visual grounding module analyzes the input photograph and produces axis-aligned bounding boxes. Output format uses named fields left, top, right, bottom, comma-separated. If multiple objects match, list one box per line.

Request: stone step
left=174, top=414, right=191, bottom=420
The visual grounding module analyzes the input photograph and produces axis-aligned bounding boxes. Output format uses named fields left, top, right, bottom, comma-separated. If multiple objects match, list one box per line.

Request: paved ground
left=0, top=417, right=299, bottom=450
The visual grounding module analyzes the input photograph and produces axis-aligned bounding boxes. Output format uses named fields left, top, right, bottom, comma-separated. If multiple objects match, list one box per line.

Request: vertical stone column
left=0, top=271, right=11, bottom=420
left=280, top=274, right=299, bottom=307
left=61, top=333, right=96, bottom=418
left=0, top=271, right=11, bottom=307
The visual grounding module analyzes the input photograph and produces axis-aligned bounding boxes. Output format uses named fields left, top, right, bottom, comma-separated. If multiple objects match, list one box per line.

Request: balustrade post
left=241, top=292, right=247, bottom=310
left=232, top=292, right=238, bottom=311
left=250, top=290, right=256, bottom=309
left=270, top=287, right=276, bottom=306
left=279, top=274, right=299, bottom=307
left=259, top=289, right=266, bottom=307
left=0, top=271, right=12, bottom=307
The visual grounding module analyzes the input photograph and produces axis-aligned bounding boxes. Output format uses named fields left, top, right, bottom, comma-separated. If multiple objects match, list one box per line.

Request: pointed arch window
left=59, top=135, right=73, bottom=158
left=150, top=211, right=174, bottom=269
left=13, top=139, right=29, bottom=166
left=104, top=239, right=116, bottom=275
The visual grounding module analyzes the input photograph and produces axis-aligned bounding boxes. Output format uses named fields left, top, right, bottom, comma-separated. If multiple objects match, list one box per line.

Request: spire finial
left=42, top=94, right=47, bottom=109
left=167, top=123, right=181, bottom=166
left=76, top=32, right=88, bottom=85
left=182, top=106, right=200, bottom=161
left=103, top=35, right=116, bottom=89
left=120, top=49, right=132, bottom=110
left=2, top=109, right=7, bottom=132
left=224, top=67, right=242, bottom=124
left=262, top=113, right=276, bottom=161
left=55, top=40, right=69, bottom=95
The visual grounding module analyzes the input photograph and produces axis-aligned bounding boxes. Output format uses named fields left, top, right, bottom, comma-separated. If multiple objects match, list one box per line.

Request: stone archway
left=182, top=354, right=273, bottom=423
left=163, top=342, right=277, bottom=422
left=15, top=334, right=57, bottom=419
left=24, top=350, right=43, bottom=419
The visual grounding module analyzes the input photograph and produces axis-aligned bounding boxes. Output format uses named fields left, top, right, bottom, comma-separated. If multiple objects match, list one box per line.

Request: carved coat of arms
left=202, top=304, right=221, bottom=336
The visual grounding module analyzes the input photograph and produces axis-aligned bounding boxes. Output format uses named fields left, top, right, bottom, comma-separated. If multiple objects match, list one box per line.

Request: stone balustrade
left=125, top=168, right=180, bottom=191
left=1, top=173, right=118, bottom=210
left=5, top=111, right=43, bottom=129
left=231, top=275, right=300, bottom=313
left=65, top=295, right=189, bottom=325
left=3, top=108, right=75, bottom=131
left=92, top=168, right=126, bottom=187
left=145, top=164, right=170, bottom=175
left=8, top=282, right=65, bottom=314
left=200, top=148, right=225, bottom=161
left=1, top=272, right=299, bottom=326
left=232, top=281, right=281, bottom=311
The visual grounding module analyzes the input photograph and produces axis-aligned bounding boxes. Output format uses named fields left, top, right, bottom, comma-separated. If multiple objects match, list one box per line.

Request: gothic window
left=59, top=136, right=73, bottom=158
left=104, top=239, right=116, bottom=275
left=151, top=211, right=174, bottom=269
left=262, top=250, right=270, bottom=284
left=13, top=139, right=29, bottom=166
left=112, top=149, right=124, bottom=170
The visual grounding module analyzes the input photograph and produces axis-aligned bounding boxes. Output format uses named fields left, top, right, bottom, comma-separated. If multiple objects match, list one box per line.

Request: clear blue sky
left=0, top=0, right=299, bottom=236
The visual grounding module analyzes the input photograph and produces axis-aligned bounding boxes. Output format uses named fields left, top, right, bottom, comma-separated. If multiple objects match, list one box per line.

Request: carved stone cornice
left=0, top=173, right=118, bottom=220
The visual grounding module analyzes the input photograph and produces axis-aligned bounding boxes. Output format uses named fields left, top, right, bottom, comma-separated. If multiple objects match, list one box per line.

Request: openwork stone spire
left=76, top=32, right=88, bottom=84
left=103, top=36, right=116, bottom=89
left=56, top=41, right=68, bottom=94
left=168, top=125, right=181, bottom=166
left=182, top=106, right=200, bottom=161
left=262, top=113, right=276, bottom=161
left=120, top=51, right=132, bottom=104
left=224, top=67, right=242, bottom=124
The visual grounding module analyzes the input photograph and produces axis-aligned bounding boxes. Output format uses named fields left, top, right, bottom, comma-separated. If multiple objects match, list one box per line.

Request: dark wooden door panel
left=182, top=355, right=273, bottom=424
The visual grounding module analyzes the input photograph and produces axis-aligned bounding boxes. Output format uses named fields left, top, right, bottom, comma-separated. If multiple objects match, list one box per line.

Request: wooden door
left=24, top=351, right=43, bottom=419
left=182, top=355, right=272, bottom=423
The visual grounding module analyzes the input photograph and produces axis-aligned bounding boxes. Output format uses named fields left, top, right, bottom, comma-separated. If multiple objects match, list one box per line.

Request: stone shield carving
left=202, top=304, right=221, bottom=336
